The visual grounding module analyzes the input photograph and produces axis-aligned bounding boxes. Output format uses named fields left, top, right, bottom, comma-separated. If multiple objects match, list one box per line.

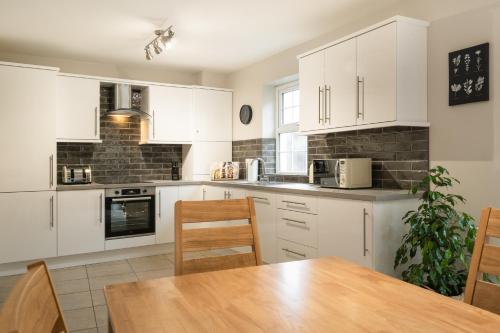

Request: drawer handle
left=251, top=196, right=268, bottom=201
left=282, top=200, right=307, bottom=206
left=282, top=217, right=307, bottom=225
left=282, top=248, right=306, bottom=258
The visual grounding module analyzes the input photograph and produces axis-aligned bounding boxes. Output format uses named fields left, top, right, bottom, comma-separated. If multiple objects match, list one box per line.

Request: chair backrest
left=0, top=261, right=68, bottom=333
left=464, top=207, right=500, bottom=315
left=175, top=197, right=262, bottom=275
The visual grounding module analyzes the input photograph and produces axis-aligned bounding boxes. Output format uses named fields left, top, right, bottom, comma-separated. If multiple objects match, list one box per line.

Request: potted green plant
left=394, top=166, right=477, bottom=297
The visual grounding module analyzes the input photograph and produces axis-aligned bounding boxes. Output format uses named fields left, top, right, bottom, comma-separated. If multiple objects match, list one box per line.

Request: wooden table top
left=104, top=257, right=500, bottom=332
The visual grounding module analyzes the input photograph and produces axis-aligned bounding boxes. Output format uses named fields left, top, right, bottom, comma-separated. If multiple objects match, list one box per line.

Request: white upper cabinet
left=182, top=141, right=232, bottom=180
left=57, top=189, right=105, bottom=256
left=141, top=85, right=193, bottom=144
left=193, top=88, right=232, bottom=141
left=298, top=16, right=428, bottom=134
left=0, top=63, right=57, bottom=192
left=56, top=75, right=101, bottom=142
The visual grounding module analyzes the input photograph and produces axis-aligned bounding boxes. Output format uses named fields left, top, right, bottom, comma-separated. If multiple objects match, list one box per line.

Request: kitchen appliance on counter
left=172, top=161, right=180, bottom=180
left=105, top=186, right=155, bottom=239
left=246, top=158, right=259, bottom=183
left=62, top=166, right=92, bottom=184
left=309, top=158, right=372, bottom=189
left=210, top=162, right=240, bottom=181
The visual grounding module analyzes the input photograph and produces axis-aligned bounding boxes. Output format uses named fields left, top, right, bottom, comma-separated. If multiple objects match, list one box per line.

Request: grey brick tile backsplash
left=232, top=127, right=429, bottom=189
left=57, top=87, right=182, bottom=184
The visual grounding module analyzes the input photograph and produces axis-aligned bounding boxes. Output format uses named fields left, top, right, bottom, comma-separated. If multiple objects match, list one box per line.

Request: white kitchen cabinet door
left=193, top=89, right=232, bottom=141
left=0, top=64, right=56, bottom=192
left=203, top=186, right=228, bottom=200
left=148, top=85, right=193, bottom=143
left=248, top=191, right=276, bottom=264
left=299, top=50, right=325, bottom=132
left=0, top=191, right=57, bottom=264
left=156, top=186, right=179, bottom=244
left=179, top=185, right=204, bottom=201
left=58, top=190, right=105, bottom=256
left=356, top=22, right=397, bottom=125
left=56, top=75, right=100, bottom=142
left=227, top=187, right=247, bottom=200
left=183, top=141, right=232, bottom=180
left=324, top=38, right=357, bottom=128
left=318, top=198, right=373, bottom=268
left=277, top=239, right=317, bottom=263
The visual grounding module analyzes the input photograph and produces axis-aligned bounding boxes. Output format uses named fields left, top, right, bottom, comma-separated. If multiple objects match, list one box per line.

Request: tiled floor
left=0, top=254, right=175, bottom=333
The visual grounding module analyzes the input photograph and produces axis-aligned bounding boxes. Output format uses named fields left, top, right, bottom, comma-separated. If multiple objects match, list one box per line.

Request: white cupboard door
left=193, top=89, right=232, bottom=141
left=203, top=186, right=228, bottom=200
left=0, top=65, right=56, bottom=192
left=156, top=186, right=178, bottom=244
left=179, top=185, right=204, bottom=201
left=249, top=191, right=276, bottom=263
left=56, top=75, right=100, bottom=142
left=299, top=51, right=325, bottom=132
left=193, top=141, right=232, bottom=177
left=227, top=188, right=247, bottom=200
left=57, top=190, right=105, bottom=256
left=149, top=85, right=193, bottom=143
left=0, top=191, right=57, bottom=264
left=324, top=39, right=357, bottom=128
left=318, top=198, right=373, bottom=268
left=356, top=23, right=397, bottom=125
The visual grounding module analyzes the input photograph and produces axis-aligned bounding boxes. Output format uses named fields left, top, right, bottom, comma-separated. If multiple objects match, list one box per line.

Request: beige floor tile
left=128, top=255, right=173, bottom=273
left=89, top=273, right=137, bottom=290
left=51, top=265, right=87, bottom=282
left=98, top=325, right=109, bottom=333
left=91, top=289, right=106, bottom=306
left=73, top=328, right=98, bottom=333
left=0, top=274, right=21, bottom=303
left=59, top=291, right=93, bottom=311
left=94, top=305, right=108, bottom=327
left=64, top=307, right=96, bottom=331
left=54, top=278, right=90, bottom=295
left=135, top=268, right=174, bottom=281
left=86, top=260, right=133, bottom=278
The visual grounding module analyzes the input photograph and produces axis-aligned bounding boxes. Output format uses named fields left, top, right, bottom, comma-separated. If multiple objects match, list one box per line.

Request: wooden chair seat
left=0, top=261, right=68, bottom=333
left=175, top=197, right=262, bottom=275
left=464, top=207, right=500, bottom=315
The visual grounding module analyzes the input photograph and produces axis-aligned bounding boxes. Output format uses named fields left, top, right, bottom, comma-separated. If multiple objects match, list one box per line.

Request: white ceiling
left=0, top=0, right=401, bottom=73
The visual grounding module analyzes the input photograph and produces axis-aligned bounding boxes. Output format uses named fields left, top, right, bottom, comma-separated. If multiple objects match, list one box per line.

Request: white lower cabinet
left=277, top=239, right=318, bottom=262
left=0, top=191, right=57, bottom=264
left=57, top=190, right=105, bottom=256
left=317, top=198, right=373, bottom=268
left=156, top=186, right=179, bottom=244
left=277, top=209, right=318, bottom=248
left=248, top=191, right=276, bottom=264
left=179, top=185, right=204, bottom=201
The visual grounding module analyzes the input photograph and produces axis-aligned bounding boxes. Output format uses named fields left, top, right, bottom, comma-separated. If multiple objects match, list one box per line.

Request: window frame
left=275, top=81, right=307, bottom=176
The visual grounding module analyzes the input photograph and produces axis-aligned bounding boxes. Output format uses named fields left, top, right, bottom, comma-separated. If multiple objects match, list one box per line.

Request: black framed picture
left=449, top=43, right=489, bottom=106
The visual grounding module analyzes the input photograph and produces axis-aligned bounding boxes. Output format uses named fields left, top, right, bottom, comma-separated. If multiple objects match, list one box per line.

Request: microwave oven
left=309, top=158, right=372, bottom=189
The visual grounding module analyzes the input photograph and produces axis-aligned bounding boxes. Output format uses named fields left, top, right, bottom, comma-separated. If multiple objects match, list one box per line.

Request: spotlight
left=145, top=47, right=153, bottom=60
left=144, top=26, right=175, bottom=60
left=153, top=41, right=162, bottom=55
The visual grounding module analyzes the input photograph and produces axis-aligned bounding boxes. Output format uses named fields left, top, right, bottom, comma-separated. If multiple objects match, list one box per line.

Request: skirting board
left=0, top=242, right=174, bottom=277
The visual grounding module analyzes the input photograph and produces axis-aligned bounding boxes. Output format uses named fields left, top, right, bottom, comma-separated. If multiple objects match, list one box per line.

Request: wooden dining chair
left=464, top=207, right=500, bottom=315
left=175, top=197, right=262, bottom=275
left=0, top=261, right=68, bottom=333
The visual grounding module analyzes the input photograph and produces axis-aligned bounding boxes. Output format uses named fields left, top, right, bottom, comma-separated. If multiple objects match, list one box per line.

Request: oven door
left=105, top=195, right=155, bottom=239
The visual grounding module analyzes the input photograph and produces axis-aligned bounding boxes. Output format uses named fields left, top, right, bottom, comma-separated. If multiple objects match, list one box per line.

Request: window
left=276, top=82, right=307, bottom=174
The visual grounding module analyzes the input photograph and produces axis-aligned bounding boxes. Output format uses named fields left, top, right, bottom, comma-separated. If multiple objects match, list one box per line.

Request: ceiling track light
left=144, top=26, right=175, bottom=60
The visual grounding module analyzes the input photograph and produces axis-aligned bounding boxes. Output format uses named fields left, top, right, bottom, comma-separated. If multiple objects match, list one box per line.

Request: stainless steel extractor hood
left=106, top=83, right=150, bottom=118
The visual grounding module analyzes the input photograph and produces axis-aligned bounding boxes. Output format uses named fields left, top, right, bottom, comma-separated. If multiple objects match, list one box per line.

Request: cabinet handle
left=49, top=154, right=54, bottom=188
left=318, top=86, right=323, bottom=124
left=152, top=109, right=156, bottom=138
left=227, top=191, right=231, bottom=199
left=324, top=85, right=331, bottom=124
left=357, top=76, right=365, bottom=120
left=282, top=248, right=306, bottom=258
left=326, top=85, right=332, bottom=124
left=158, top=191, right=162, bottom=218
left=203, top=188, right=206, bottom=200
left=49, top=195, right=54, bottom=229
left=282, top=200, right=306, bottom=206
left=363, top=208, right=369, bottom=257
left=99, top=193, right=103, bottom=223
left=94, top=107, right=98, bottom=137
left=283, top=217, right=307, bottom=226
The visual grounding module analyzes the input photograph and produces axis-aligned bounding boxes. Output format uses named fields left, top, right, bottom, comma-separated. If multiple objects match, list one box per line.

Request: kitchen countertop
left=57, top=180, right=415, bottom=201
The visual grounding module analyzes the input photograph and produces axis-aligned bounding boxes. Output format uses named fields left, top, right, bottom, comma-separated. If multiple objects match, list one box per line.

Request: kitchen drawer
left=276, top=194, right=317, bottom=214
left=277, top=209, right=318, bottom=248
left=277, top=238, right=318, bottom=263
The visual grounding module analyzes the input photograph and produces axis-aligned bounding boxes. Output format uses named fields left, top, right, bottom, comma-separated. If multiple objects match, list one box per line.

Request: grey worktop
left=57, top=180, right=414, bottom=201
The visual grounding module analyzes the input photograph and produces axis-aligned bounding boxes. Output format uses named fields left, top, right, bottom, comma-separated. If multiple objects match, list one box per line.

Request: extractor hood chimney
left=106, top=83, right=150, bottom=118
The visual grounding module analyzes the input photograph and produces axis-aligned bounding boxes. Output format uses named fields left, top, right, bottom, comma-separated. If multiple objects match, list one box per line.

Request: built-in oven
left=105, top=187, right=155, bottom=239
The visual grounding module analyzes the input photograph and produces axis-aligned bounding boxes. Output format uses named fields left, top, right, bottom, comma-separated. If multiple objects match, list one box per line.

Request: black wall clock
left=239, top=105, right=253, bottom=125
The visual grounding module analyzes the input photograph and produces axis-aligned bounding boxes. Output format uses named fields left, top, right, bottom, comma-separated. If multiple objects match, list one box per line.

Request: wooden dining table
left=104, top=257, right=500, bottom=332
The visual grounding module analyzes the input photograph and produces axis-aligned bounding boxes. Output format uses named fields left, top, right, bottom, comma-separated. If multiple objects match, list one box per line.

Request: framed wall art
left=449, top=43, right=489, bottom=106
